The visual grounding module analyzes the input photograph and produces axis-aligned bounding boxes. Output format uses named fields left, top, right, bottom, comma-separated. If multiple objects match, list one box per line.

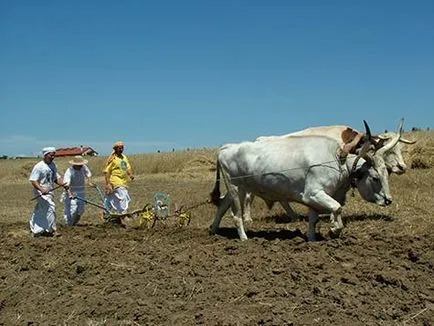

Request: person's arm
left=54, top=171, right=68, bottom=189
left=125, top=156, right=134, bottom=181
left=104, top=172, right=113, bottom=193
left=31, top=180, right=49, bottom=195
left=127, top=169, right=134, bottom=181
left=84, top=165, right=94, bottom=187
left=103, top=162, right=114, bottom=193
left=62, top=169, right=73, bottom=198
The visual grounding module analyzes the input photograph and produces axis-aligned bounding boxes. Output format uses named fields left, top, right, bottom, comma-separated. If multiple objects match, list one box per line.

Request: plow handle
left=73, top=195, right=110, bottom=213
left=30, top=184, right=64, bottom=201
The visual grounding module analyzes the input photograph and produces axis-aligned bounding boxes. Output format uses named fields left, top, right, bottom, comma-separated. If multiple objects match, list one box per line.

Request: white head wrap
left=42, top=147, right=56, bottom=157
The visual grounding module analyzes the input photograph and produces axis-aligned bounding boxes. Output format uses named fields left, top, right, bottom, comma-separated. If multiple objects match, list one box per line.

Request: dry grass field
left=0, top=131, right=433, bottom=325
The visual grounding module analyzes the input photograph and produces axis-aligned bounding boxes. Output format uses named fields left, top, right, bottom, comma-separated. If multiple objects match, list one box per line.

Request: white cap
left=42, top=147, right=56, bottom=157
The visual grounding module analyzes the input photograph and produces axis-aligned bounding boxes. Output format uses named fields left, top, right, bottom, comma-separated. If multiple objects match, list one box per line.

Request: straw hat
left=69, top=155, right=88, bottom=165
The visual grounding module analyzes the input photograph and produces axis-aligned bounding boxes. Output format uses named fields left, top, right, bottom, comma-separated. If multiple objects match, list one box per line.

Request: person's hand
left=105, top=184, right=113, bottom=195
left=41, top=188, right=50, bottom=195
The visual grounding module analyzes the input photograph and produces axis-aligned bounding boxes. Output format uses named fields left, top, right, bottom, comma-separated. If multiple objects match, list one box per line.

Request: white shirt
left=63, top=165, right=92, bottom=193
left=29, top=160, right=59, bottom=196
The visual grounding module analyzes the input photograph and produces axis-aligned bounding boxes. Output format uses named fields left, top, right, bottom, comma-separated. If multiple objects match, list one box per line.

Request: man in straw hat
left=103, top=141, right=134, bottom=215
left=62, top=155, right=93, bottom=226
left=29, top=146, right=68, bottom=237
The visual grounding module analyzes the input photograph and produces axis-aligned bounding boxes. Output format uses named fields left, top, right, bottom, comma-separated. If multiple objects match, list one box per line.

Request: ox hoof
left=328, top=229, right=342, bottom=239
left=208, top=225, right=218, bottom=235
left=307, top=232, right=326, bottom=242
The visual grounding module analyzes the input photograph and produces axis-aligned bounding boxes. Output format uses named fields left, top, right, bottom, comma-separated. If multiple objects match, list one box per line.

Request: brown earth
left=1, top=158, right=434, bottom=325
left=1, top=218, right=433, bottom=326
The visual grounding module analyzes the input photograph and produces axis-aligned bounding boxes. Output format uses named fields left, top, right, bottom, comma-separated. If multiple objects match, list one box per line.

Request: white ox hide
left=244, top=119, right=414, bottom=222
left=257, top=122, right=416, bottom=174
left=210, top=127, right=394, bottom=241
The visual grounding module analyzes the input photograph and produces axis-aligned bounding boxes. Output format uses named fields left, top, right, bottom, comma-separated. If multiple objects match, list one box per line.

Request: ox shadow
left=213, top=227, right=306, bottom=241
left=343, top=213, right=393, bottom=223
left=265, top=214, right=305, bottom=224
left=267, top=213, right=393, bottom=224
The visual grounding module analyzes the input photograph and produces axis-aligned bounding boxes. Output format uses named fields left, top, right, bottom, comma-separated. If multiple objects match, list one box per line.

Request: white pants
left=30, top=194, right=57, bottom=235
left=63, top=192, right=86, bottom=226
left=106, top=187, right=130, bottom=214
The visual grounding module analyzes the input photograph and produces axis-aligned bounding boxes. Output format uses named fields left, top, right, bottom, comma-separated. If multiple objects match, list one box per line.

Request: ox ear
left=399, top=137, right=416, bottom=144
left=374, top=134, right=390, bottom=141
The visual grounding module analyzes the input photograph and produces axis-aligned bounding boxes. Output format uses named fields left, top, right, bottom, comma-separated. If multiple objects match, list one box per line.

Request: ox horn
left=376, top=118, right=403, bottom=156
left=350, top=120, right=374, bottom=174
left=363, top=120, right=372, bottom=141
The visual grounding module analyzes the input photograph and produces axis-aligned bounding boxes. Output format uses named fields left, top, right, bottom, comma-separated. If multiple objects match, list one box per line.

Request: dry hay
left=181, top=155, right=216, bottom=172
left=402, top=130, right=434, bottom=169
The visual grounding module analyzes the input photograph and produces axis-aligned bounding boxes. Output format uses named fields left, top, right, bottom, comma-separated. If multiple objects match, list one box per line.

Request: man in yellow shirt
left=103, top=141, right=134, bottom=214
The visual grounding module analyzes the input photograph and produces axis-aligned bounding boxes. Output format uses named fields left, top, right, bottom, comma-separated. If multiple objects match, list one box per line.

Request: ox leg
left=243, top=193, right=254, bottom=223
left=279, top=201, right=298, bottom=221
left=231, top=211, right=248, bottom=240
left=220, top=172, right=248, bottom=241
left=210, top=193, right=232, bottom=235
left=307, top=209, right=320, bottom=241
left=329, top=208, right=344, bottom=238
left=230, top=189, right=248, bottom=241
left=304, top=191, right=343, bottom=240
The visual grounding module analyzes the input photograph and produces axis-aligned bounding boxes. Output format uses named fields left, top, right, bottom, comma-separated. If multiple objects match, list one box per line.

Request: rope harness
left=64, top=154, right=366, bottom=227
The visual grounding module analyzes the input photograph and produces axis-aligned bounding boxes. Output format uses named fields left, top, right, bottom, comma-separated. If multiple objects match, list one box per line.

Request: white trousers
left=63, top=191, right=86, bottom=226
left=29, top=194, right=57, bottom=235
left=106, top=187, right=130, bottom=214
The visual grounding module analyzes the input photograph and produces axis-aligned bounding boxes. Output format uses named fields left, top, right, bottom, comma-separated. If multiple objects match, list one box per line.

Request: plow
left=74, top=187, right=195, bottom=228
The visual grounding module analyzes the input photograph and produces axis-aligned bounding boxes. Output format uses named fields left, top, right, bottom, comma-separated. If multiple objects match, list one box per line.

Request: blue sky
left=1, top=0, right=433, bottom=156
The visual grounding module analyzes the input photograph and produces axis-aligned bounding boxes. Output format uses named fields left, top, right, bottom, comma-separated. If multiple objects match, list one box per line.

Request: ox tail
left=210, top=160, right=221, bottom=206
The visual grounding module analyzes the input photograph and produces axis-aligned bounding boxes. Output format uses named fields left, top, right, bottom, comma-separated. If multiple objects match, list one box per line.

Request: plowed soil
left=1, top=216, right=433, bottom=325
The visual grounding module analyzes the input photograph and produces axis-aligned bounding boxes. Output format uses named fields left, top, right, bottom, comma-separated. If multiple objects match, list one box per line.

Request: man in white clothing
left=29, top=147, right=67, bottom=237
left=62, top=155, right=93, bottom=226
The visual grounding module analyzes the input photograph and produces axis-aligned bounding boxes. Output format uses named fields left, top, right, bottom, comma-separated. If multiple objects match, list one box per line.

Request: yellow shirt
left=103, top=155, right=132, bottom=188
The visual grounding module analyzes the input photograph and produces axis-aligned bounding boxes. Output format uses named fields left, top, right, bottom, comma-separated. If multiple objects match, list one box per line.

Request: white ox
left=209, top=121, right=396, bottom=241
left=244, top=120, right=415, bottom=222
